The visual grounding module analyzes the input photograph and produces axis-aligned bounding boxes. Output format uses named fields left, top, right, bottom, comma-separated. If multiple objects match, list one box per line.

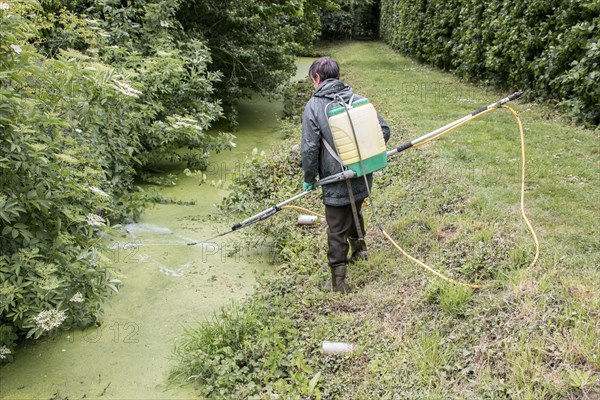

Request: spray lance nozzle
left=508, top=91, right=523, bottom=101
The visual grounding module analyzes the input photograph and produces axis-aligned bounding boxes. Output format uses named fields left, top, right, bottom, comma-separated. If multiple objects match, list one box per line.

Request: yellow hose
left=504, top=105, right=540, bottom=270
left=380, top=229, right=488, bottom=289
left=281, top=205, right=325, bottom=218
left=285, top=104, right=539, bottom=289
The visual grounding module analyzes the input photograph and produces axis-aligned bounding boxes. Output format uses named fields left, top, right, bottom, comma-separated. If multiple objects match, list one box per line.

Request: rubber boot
left=330, top=263, right=348, bottom=293
left=348, top=237, right=368, bottom=263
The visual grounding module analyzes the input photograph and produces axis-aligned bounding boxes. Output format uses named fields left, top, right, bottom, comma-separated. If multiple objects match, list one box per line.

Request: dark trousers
left=325, top=199, right=366, bottom=266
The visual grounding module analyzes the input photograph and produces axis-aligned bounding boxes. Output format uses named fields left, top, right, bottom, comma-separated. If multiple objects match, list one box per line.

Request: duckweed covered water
left=0, top=95, right=286, bottom=399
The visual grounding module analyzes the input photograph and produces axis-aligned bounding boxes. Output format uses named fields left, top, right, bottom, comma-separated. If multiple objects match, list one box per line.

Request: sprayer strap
left=321, top=137, right=343, bottom=165
left=345, top=179, right=365, bottom=241
left=345, top=94, right=356, bottom=109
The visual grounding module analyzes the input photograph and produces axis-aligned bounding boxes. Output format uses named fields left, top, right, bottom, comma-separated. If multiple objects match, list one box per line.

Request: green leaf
left=107, top=284, right=119, bottom=293
left=308, top=371, right=321, bottom=393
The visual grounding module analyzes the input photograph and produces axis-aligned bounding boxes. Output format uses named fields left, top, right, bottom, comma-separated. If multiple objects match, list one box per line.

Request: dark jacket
left=301, top=79, right=390, bottom=206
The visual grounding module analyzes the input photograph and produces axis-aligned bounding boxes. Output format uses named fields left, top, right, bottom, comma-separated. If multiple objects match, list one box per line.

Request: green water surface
left=0, top=97, right=285, bottom=400
left=0, top=57, right=317, bottom=399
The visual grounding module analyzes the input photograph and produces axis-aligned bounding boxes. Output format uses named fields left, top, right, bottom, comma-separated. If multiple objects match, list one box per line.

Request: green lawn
left=326, top=40, right=599, bottom=398
left=172, top=41, right=599, bottom=399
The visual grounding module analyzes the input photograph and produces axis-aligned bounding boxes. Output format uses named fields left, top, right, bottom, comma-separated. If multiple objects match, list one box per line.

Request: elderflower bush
left=128, top=43, right=233, bottom=171
left=0, top=0, right=233, bottom=360
left=0, top=8, right=134, bottom=359
left=74, top=0, right=232, bottom=174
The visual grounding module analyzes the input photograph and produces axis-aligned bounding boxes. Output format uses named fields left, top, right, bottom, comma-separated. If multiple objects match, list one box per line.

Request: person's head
left=308, top=56, right=339, bottom=88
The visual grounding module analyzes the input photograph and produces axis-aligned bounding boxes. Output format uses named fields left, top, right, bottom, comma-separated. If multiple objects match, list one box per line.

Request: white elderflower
left=10, top=44, right=21, bottom=54
left=160, top=20, right=169, bottom=27
left=86, top=213, right=106, bottom=227
left=33, top=309, right=67, bottom=331
left=112, top=80, right=142, bottom=98
left=89, top=186, right=110, bottom=198
left=0, top=345, right=10, bottom=360
left=171, top=116, right=202, bottom=131
left=69, top=292, right=84, bottom=303
left=0, top=3, right=10, bottom=10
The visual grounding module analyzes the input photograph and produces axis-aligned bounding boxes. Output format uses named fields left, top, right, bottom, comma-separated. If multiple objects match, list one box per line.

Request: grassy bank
left=171, top=41, right=599, bottom=399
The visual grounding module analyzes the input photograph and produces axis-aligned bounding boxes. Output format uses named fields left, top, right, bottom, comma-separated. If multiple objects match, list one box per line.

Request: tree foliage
left=177, top=0, right=299, bottom=127
left=380, top=0, right=600, bottom=126
left=320, top=0, right=381, bottom=40
left=35, top=0, right=232, bottom=170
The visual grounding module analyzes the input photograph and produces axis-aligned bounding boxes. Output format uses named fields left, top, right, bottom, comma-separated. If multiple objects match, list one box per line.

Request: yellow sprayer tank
left=327, top=98, right=387, bottom=177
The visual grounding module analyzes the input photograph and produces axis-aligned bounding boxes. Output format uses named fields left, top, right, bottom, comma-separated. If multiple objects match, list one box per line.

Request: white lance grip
left=297, top=215, right=319, bottom=225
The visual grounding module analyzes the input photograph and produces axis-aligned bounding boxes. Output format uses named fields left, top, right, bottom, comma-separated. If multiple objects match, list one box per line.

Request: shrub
left=320, top=0, right=381, bottom=40
left=380, top=0, right=600, bottom=126
left=42, top=0, right=231, bottom=172
left=1, top=9, right=136, bottom=357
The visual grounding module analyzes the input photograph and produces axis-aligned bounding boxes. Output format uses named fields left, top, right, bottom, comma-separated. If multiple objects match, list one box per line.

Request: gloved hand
left=302, top=180, right=316, bottom=191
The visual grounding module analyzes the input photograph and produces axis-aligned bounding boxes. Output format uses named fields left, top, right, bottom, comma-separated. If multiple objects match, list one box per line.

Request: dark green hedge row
left=320, top=0, right=381, bottom=40
left=380, top=0, right=599, bottom=126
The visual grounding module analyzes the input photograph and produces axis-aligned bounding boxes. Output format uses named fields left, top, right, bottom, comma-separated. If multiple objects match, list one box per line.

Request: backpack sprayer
left=187, top=91, right=539, bottom=290
left=188, top=91, right=524, bottom=245
left=326, top=96, right=388, bottom=177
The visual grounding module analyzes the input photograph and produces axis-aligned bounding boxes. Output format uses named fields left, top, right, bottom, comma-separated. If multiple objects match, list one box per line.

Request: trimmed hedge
left=380, top=0, right=599, bottom=126
left=320, top=0, right=381, bottom=40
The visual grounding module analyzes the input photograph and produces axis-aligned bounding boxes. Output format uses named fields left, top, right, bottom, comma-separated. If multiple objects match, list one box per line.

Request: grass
left=171, top=41, right=599, bottom=398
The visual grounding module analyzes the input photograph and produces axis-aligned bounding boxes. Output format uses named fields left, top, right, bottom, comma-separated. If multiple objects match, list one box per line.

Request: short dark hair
left=308, top=56, right=339, bottom=81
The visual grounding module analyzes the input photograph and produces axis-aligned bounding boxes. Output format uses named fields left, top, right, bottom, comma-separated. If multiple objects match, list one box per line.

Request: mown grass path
left=173, top=41, right=599, bottom=399
left=324, top=40, right=599, bottom=398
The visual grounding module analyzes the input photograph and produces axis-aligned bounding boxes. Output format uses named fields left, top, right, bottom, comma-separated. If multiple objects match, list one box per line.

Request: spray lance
left=387, top=91, right=523, bottom=156
left=186, top=170, right=356, bottom=245
left=187, top=91, right=523, bottom=246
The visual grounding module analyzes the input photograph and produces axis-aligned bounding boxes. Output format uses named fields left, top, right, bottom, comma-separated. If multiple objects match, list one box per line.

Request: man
left=301, top=56, right=390, bottom=293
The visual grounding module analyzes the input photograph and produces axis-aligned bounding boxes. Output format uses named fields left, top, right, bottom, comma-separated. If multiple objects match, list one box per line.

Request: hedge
left=380, top=0, right=599, bottom=126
